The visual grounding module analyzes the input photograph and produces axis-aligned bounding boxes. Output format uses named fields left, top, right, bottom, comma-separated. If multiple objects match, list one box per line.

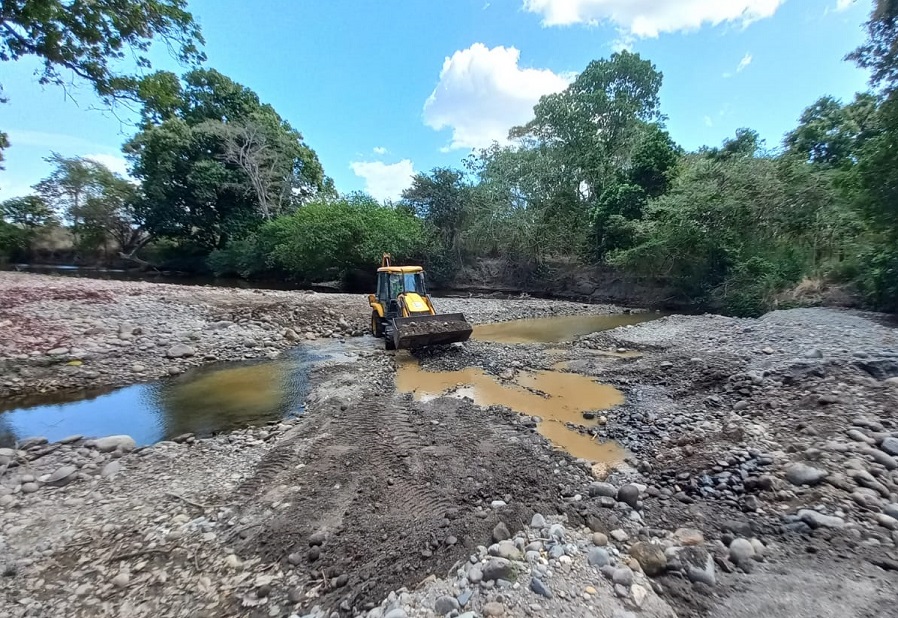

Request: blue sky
left=0, top=0, right=873, bottom=201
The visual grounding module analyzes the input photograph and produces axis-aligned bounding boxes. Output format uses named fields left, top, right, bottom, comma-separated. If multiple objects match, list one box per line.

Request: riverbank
left=0, top=272, right=630, bottom=402
left=2, top=272, right=898, bottom=617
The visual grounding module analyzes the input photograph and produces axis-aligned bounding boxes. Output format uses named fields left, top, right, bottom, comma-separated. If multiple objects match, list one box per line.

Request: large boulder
left=87, top=435, right=136, bottom=453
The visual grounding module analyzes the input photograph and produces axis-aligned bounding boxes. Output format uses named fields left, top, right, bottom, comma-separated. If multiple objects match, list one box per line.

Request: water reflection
left=0, top=350, right=313, bottom=448
left=471, top=312, right=659, bottom=344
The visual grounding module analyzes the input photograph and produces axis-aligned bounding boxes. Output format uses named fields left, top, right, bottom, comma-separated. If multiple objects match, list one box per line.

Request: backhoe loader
left=368, top=254, right=472, bottom=350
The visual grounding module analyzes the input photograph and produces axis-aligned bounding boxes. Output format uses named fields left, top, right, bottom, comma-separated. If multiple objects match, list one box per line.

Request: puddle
left=0, top=342, right=363, bottom=448
left=472, top=312, right=659, bottom=344
left=396, top=355, right=628, bottom=463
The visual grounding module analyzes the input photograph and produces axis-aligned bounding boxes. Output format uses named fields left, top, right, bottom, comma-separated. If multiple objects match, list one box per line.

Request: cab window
left=402, top=272, right=426, bottom=295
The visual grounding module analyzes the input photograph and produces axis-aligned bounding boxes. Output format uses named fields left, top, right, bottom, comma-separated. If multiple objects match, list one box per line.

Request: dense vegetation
left=1, top=0, right=897, bottom=315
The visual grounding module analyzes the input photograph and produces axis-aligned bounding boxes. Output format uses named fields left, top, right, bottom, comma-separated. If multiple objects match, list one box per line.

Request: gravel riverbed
left=2, top=273, right=898, bottom=617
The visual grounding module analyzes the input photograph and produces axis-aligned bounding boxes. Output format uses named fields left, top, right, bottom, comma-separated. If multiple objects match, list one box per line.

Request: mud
left=472, top=311, right=659, bottom=343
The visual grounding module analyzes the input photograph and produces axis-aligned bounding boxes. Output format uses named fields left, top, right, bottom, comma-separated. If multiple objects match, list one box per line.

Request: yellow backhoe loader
left=368, top=254, right=472, bottom=350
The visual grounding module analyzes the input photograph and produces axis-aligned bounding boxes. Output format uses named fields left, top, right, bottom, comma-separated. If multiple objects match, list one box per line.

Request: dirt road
left=2, top=273, right=898, bottom=618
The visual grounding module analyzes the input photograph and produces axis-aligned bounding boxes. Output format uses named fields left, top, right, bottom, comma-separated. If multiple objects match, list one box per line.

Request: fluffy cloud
left=835, top=0, right=855, bottom=10
left=372, top=146, right=388, bottom=155
left=737, top=53, right=753, bottom=73
left=423, top=43, right=570, bottom=150
left=522, top=0, right=784, bottom=36
left=350, top=159, right=415, bottom=202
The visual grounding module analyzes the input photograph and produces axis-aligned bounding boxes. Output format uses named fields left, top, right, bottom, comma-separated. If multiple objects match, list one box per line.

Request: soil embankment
left=2, top=272, right=898, bottom=618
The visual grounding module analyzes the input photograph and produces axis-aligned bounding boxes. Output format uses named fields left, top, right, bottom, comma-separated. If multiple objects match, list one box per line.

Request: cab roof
left=377, top=266, right=424, bottom=274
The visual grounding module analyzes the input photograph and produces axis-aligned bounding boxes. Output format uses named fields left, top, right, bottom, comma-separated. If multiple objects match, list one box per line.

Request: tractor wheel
left=371, top=311, right=384, bottom=338
left=384, top=324, right=396, bottom=350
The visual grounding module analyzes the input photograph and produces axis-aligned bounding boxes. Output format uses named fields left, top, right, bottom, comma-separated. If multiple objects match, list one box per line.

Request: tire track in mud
left=232, top=359, right=582, bottom=615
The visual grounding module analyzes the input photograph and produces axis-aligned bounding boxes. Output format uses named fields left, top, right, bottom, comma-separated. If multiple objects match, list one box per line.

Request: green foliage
left=0, top=219, right=27, bottom=261
left=848, top=0, right=898, bottom=92
left=0, top=0, right=204, bottom=99
left=209, top=194, right=427, bottom=284
left=126, top=69, right=332, bottom=252
left=854, top=245, right=898, bottom=312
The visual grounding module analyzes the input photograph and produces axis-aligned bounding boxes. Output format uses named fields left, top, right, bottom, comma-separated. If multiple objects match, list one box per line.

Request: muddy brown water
left=395, top=354, right=628, bottom=462
left=0, top=350, right=317, bottom=448
left=471, top=311, right=659, bottom=343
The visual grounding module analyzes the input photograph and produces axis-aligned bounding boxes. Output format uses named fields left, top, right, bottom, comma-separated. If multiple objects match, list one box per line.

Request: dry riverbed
left=2, top=272, right=898, bottom=618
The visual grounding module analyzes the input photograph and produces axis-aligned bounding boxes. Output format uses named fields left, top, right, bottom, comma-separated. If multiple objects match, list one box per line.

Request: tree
left=785, top=94, right=879, bottom=166
left=0, top=0, right=204, bottom=99
left=848, top=0, right=898, bottom=93
left=510, top=51, right=664, bottom=197
left=34, top=153, right=107, bottom=226
left=401, top=168, right=469, bottom=255
left=125, top=69, right=332, bottom=251
left=0, top=195, right=56, bottom=254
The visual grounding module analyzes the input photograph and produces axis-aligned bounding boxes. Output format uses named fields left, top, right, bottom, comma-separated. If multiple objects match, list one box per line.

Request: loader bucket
left=391, top=313, right=473, bottom=349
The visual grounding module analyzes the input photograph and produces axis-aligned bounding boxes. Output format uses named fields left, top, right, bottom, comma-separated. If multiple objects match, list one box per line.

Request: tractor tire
left=371, top=311, right=384, bottom=338
left=384, top=324, right=396, bottom=350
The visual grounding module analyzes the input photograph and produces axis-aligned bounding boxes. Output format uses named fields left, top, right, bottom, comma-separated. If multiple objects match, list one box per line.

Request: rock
left=287, top=553, right=303, bottom=566
left=287, top=587, right=303, bottom=604
left=88, top=435, right=136, bottom=453
left=632, top=584, right=649, bottom=607
left=165, top=344, right=195, bottom=358
left=0, top=495, right=15, bottom=507
left=58, top=434, right=83, bottom=445
left=21, top=482, right=39, bottom=494
left=131, top=363, right=146, bottom=373
left=45, top=465, right=77, bottom=487
left=884, top=504, right=898, bottom=520
left=865, top=448, right=898, bottom=470
left=674, top=528, right=704, bottom=546
left=384, top=610, right=408, bottom=618
left=468, top=565, right=483, bottom=584
left=728, top=538, right=755, bottom=566
left=530, top=513, right=547, bottom=529
left=492, top=522, right=511, bottom=543
left=629, top=542, right=667, bottom=576
left=482, top=603, right=505, bottom=617
left=47, top=347, right=69, bottom=356
left=588, top=547, right=610, bottom=567
left=19, top=436, right=48, bottom=449
left=880, top=437, right=898, bottom=457
left=798, top=509, right=845, bottom=529
left=785, top=463, right=828, bottom=486
left=611, top=529, right=629, bottom=542
left=613, top=567, right=634, bottom=587
left=589, top=482, right=617, bottom=498
left=548, top=523, right=566, bottom=540
left=617, top=484, right=641, bottom=508
left=530, top=577, right=553, bottom=599
left=492, top=540, right=521, bottom=560
left=681, top=547, right=716, bottom=586
left=481, top=558, right=512, bottom=582
left=434, top=596, right=459, bottom=615
left=592, top=532, right=608, bottom=546
left=309, top=530, right=327, bottom=546
left=112, top=572, right=130, bottom=588
left=876, top=514, right=898, bottom=531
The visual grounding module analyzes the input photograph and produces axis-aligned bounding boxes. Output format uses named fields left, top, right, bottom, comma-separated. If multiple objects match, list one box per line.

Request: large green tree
left=125, top=69, right=332, bottom=252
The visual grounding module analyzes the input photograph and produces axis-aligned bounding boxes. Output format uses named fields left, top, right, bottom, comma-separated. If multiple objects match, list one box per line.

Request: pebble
left=383, top=610, right=408, bottom=618
left=612, top=567, right=634, bottom=587
left=617, top=484, right=640, bottom=508
left=880, top=438, right=898, bottom=457
left=589, top=482, right=617, bottom=498
left=165, top=343, right=196, bottom=358
left=592, top=532, right=608, bottom=546
left=468, top=565, right=483, bottom=584
left=728, top=538, right=755, bottom=566
left=434, top=596, right=459, bottom=615
left=101, top=460, right=122, bottom=478
left=21, top=482, right=39, bottom=494
left=674, top=528, right=704, bottom=546
left=45, top=465, right=77, bottom=487
left=112, top=572, right=130, bottom=588
left=629, top=542, right=667, bottom=576
left=883, top=504, right=898, bottom=520
left=588, top=547, right=610, bottom=567
left=530, top=577, right=553, bottom=598
left=785, top=463, right=828, bottom=486
left=611, top=529, right=629, bottom=542
left=876, top=514, right=898, bottom=531
left=89, top=435, right=136, bottom=453
left=482, top=602, right=505, bottom=617
left=798, top=509, right=845, bottom=529
left=530, top=513, right=546, bottom=528
left=492, top=522, right=511, bottom=542
left=548, top=523, right=566, bottom=540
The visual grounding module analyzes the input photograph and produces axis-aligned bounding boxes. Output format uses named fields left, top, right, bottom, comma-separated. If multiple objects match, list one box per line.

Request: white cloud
left=737, top=53, right=753, bottom=73
left=422, top=43, right=570, bottom=151
left=704, top=116, right=714, bottom=127
left=522, top=0, right=784, bottom=36
left=835, top=0, right=855, bottom=11
left=85, top=153, right=130, bottom=177
left=350, top=159, right=415, bottom=202
left=372, top=146, right=388, bottom=155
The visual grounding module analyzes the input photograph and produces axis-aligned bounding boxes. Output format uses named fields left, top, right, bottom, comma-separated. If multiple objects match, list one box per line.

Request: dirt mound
left=234, top=386, right=580, bottom=614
